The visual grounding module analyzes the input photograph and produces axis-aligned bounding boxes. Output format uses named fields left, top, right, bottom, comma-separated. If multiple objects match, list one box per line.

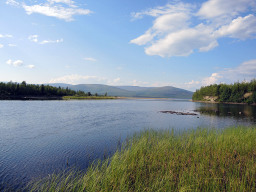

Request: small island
left=0, top=81, right=116, bottom=100
left=192, top=80, right=256, bottom=105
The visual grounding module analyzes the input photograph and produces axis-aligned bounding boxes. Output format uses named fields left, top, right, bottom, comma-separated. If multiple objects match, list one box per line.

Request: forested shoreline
left=0, top=81, right=97, bottom=100
left=192, top=80, right=256, bottom=104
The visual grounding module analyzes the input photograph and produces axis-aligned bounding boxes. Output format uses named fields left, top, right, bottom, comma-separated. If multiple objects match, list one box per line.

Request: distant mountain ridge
left=49, top=83, right=193, bottom=99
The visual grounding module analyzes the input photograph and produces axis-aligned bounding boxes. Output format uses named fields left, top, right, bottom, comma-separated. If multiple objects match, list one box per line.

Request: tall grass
left=28, top=126, right=256, bottom=191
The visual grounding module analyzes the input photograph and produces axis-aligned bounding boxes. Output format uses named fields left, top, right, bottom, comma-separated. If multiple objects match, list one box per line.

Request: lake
left=0, top=99, right=256, bottom=190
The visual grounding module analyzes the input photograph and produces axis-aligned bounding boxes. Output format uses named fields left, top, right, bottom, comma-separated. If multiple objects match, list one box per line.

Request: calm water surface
left=0, top=99, right=255, bottom=190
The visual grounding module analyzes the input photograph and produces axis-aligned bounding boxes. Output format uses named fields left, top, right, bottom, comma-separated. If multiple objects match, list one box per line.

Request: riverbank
left=28, top=126, right=256, bottom=192
left=62, top=96, right=118, bottom=100
left=192, top=81, right=256, bottom=105
left=0, top=96, right=63, bottom=100
left=193, top=100, right=256, bottom=105
left=0, top=96, right=118, bottom=100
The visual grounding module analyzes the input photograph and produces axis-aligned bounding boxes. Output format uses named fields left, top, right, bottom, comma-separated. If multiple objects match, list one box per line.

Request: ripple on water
left=0, top=100, right=256, bottom=190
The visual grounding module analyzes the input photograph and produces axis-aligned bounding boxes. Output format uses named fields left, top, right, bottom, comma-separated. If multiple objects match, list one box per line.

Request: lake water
left=0, top=99, right=256, bottom=190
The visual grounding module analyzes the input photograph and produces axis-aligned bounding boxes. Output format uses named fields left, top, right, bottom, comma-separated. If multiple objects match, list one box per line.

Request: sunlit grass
left=28, top=126, right=256, bottom=192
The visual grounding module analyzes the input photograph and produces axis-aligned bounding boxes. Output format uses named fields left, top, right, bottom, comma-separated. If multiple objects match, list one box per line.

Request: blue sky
left=0, top=0, right=256, bottom=91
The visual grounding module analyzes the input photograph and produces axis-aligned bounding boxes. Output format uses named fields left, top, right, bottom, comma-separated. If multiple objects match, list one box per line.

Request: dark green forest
left=0, top=81, right=89, bottom=99
left=192, top=80, right=256, bottom=104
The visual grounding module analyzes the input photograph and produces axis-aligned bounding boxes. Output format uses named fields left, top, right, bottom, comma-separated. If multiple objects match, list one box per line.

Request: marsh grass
left=28, top=126, right=256, bottom=191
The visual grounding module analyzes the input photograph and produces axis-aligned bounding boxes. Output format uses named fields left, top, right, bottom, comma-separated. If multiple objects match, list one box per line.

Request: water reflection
left=195, top=103, right=256, bottom=121
left=0, top=100, right=256, bottom=190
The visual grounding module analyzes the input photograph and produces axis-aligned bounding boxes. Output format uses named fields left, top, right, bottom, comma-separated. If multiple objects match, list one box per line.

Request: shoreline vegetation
left=0, top=81, right=116, bottom=100
left=28, top=126, right=256, bottom=192
left=0, top=81, right=189, bottom=100
left=62, top=96, right=117, bottom=100
left=192, top=80, right=256, bottom=105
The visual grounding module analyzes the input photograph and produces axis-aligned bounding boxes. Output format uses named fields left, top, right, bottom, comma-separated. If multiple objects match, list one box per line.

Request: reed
left=28, top=126, right=256, bottom=192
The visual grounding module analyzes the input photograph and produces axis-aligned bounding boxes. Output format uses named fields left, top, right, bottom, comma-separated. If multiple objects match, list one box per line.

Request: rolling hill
left=134, top=86, right=193, bottom=98
left=49, top=84, right=193, bottom=99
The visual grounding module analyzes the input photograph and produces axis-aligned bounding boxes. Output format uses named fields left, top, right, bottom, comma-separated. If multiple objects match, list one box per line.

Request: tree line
left=0, top=81, right=96, bottom=98
left=192, top=79, right=256, bottom=104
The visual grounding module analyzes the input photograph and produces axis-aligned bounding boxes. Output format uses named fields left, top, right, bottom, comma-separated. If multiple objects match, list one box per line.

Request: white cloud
left=6, top=59, right=35, bottom=69
left=144, top=24, right=218, bottom=57
left=215, top=14, right=256, bottom=39
left=40, top=38, right=63, bottom=44
left=131, top=80, right=149, bottom=86
left=49, top=75, right=126, bottom=86
left=130, top=30, right=155, bottom=45
left=202, top=73, right=222, bottom=86
left=6, top=59, right=12, bottom=65
left=221, top=59, right=256, bottom=77
left=113, top=78, right=120, bottom=83
left=131, top=1, right=256, bottom=57
left=0, top=44, right=3, bottom=48
left=7, top=0, right=90, bottom=21
left=188, top=59, right=256, bottom=89
left=131, top=2, right=193, bottom=19
left=0, top=34, right=12, bottom=38
left=48, top=0, right=75, bottom=6
left=131, top=12, right=190, bottom=46
left=28, top=35, right=38, bottom=43
left=150, top=82, right=172, bottom=87
left=13, top=60, right=23, bottom=67
left=152, top=12, right=189, bottom=34
left=83, top=57, right=97, bottom=62
left=26, top=65, right=35, bottom=69
left=23, top=2, right=92, bottom=22
left=28, top=35, right=63, bottom=44
left=185, top=80, right=200, bottom=85
left=6, top=59, right=23, bottom=67
left=198, top=0, right=255, bottom=19
left=5, top=0, right=19, bottom=7
left=49, top=74, right=106, bottom=84
left=106, top=77, right=124, bottom=86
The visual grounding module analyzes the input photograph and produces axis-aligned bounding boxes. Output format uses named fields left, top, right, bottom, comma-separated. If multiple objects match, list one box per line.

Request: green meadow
left=28, top=126, right=256, bottom=192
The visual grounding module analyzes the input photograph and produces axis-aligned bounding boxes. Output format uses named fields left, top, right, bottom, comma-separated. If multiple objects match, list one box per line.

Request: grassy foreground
left=28, top=126, right=256, bottom=192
